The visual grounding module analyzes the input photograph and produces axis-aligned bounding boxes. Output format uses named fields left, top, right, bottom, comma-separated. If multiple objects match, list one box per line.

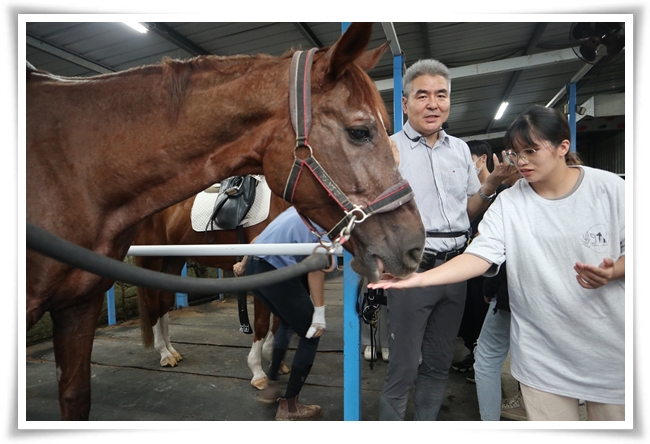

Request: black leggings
left=245, top=258, right=320, bottom=375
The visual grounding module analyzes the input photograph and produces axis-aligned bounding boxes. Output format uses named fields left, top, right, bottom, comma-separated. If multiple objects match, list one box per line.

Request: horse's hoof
left=278, top=363, right=290, bottom=375
left=251, top=377, right=268, bottom=391
left=160, top=357, right=178, bottom=367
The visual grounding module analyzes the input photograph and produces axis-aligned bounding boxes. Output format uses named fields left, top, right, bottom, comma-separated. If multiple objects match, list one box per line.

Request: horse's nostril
left=408, top=247, right=423, bottom=266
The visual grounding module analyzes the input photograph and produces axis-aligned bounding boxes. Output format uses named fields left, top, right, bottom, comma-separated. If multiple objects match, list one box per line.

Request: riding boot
left=379, top=394, right=403, bottom=421
left=275, top=396, right=323, bottom=421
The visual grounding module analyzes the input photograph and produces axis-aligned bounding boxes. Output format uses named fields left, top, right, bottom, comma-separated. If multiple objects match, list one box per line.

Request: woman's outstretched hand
left=367, top=272, right=424, bottom=290
left=574, top=257, right=618, bottom=289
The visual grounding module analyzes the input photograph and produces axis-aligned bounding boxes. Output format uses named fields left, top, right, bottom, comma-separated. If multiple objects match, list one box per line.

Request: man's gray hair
left=402, top=59, right=451, bottom=97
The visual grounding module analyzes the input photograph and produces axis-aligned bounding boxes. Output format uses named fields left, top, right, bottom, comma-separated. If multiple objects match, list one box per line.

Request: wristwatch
left=478, top=188, right=496, bottom=202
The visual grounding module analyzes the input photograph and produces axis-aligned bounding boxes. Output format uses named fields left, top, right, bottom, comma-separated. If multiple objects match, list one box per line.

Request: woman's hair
left=467, top=139, right=494, bottom=172
left=402, top=59, right=451, bottom=97
left=504, top=105, right=582, bottom=165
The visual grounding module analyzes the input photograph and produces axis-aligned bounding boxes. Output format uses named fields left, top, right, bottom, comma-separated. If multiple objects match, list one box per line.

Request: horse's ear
left=356, top=41, right=390, bottom=72
left=317, top=22, right=374, bottom=81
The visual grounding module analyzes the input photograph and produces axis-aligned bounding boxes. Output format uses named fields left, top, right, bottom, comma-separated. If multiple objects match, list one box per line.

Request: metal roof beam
left=420, top=22, right=432, bottom=59
left=545, top=47, right=622, bottom=108
left=26, top=34, right=115, bottom=74
left=381, top=22, right=402, bottom=57
left=294, top=23, right=322, bottom=48
left=375, top=47, right=580, bottom=92
left=145, top=22, right=211, bottom=56
left=450, top=47, right=578, bottom=79
left=576, top=93, right=625, bottom=121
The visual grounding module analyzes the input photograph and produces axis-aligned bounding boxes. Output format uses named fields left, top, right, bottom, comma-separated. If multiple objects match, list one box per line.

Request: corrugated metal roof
left=24, top=20, right=627, bottom=152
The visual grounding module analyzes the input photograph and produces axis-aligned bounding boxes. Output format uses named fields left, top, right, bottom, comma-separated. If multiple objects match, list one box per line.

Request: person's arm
left=308, top=270, right=326, bottom=308
left=368, top=253, right=492, bottom=290
left=233, top=235, right=260, bottom=277
left=574, top=255, right=625, bottom=289
left=305, top=270, right=326, bottom=338
left=467, top=153, right=518, bottom=221
left=233, top=257, right=247, bottom=276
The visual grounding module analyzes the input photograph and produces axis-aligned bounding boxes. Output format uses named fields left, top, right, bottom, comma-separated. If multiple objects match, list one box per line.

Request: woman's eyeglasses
left=504, top=147, right=540, bottom=165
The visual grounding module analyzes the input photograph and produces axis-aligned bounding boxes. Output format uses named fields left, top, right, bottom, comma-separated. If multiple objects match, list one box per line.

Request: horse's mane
left=161, top=53, right=292, bottom=122
left=144, top=48, right=388, bottom=130
left=26, top=61, right=48, bottom=82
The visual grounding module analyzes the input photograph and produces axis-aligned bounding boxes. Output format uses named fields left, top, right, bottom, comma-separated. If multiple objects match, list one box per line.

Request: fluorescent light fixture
left=495, top=102, right=509, bottom=120
left=124, top=22, right=148, bottom=34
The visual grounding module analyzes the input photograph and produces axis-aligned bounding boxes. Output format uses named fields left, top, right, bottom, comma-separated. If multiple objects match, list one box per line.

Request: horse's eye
left=347, top=128, right=370, bottom=143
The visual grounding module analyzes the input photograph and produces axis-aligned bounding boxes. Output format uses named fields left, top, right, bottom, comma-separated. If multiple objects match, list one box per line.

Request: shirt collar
left=403, top=120, right=449, bottom=149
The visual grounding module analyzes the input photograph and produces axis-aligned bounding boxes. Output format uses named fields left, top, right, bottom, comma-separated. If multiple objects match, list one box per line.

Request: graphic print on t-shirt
left=581, top=224, right=610, bottom=253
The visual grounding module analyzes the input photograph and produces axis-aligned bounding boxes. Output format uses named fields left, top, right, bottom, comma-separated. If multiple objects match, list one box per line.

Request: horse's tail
left=135, top=258, right=155, bottom=348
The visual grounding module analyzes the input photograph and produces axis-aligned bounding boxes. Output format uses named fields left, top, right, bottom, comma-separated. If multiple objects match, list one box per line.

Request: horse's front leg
left=248, top=339, right=267, bottom=390
left=50, top=292, right=104, bottom=420
left=154, top=313, right=180, bottom=367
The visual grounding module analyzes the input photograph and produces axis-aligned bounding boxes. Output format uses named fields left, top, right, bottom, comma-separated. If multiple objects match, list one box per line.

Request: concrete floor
left=24, top=273, right=523, bottom=422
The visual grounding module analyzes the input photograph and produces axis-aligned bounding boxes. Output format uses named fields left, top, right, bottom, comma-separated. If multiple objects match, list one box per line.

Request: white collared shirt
left=391, top=120, right=480, bottom=253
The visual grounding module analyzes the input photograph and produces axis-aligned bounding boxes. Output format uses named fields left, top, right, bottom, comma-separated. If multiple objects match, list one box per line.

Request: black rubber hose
left=26, top=222, right=331, bottom=294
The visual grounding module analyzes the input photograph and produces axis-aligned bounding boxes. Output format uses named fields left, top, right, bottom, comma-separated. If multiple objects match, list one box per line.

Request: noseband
left=283, top=48, right=415, bottom=250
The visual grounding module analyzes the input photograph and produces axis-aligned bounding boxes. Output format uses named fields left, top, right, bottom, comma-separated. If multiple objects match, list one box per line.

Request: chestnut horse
left=26, top=23, right=425, bottom=420
left=133, top=188, right=290, bottom=389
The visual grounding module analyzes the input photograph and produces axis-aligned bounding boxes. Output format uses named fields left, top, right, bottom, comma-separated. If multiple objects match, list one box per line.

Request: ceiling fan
left=569, top=22, right=625, bottom=64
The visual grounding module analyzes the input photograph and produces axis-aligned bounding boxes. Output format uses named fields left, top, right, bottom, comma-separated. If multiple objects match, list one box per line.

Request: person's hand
left=367, top=272, right=424, bottom=290
left=484, top=153, right=519, bottom=189
left=306, top=306, right=326, bottom=338
left=233, top=261, right=245, bottom=277
left=484, top=296, right=492, bottom=304
left=574, top=258, right=616, bottom=289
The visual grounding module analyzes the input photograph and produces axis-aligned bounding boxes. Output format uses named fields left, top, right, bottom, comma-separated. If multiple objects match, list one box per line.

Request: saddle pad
left=191, top=175, right=272, bottom=232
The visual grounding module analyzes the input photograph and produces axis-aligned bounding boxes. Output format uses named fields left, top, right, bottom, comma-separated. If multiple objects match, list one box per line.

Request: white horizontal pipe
left=127, top=243, right=344, bottom=257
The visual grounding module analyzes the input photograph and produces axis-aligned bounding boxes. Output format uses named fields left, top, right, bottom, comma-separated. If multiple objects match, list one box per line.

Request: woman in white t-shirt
left=369, top=105, right=625, bottom=421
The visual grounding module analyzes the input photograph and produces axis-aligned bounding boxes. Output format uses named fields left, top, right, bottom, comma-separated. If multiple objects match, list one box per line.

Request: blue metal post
left=218, top=268, right=224, bottom=300
left=175, top=263, right=189, bottom=308
left=568, top=82, right=577, bottom=152
left=106, top=287, right=116, bottom=326
left=343, top=250, right=361, bottom=420
left=393, top=53, right=403, bottom=131
left=339, top=20, right=361, bottom=421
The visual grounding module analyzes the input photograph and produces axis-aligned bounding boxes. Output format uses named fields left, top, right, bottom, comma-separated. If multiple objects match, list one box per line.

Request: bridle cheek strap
left=283, top=48, right=415, bottom=245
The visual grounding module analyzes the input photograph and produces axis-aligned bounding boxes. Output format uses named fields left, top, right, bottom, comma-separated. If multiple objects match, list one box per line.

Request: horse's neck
left=97, top=58, right=291, bottom=232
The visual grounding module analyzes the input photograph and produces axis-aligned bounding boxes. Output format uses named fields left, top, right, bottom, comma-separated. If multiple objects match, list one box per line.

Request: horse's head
left=266, top=23, right=425, bottom=282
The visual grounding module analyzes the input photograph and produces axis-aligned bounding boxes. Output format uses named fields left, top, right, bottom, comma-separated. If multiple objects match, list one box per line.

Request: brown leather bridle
left=283, top=48, right=415, bottom=251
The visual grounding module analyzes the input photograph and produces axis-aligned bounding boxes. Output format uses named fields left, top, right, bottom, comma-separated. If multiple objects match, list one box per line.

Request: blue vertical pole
left=568, top=82, right=577, bottom=152
left=218, top=268, right=224, bottom=300
left=175, top=263, right=189, bottom=308
left=393, top=53, right=403, bottom=132
left=343, top=250, right=361, bottom=420
left=106, top=287, right=116, bottom=326
left=339, top=20, right=361, bottom=421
